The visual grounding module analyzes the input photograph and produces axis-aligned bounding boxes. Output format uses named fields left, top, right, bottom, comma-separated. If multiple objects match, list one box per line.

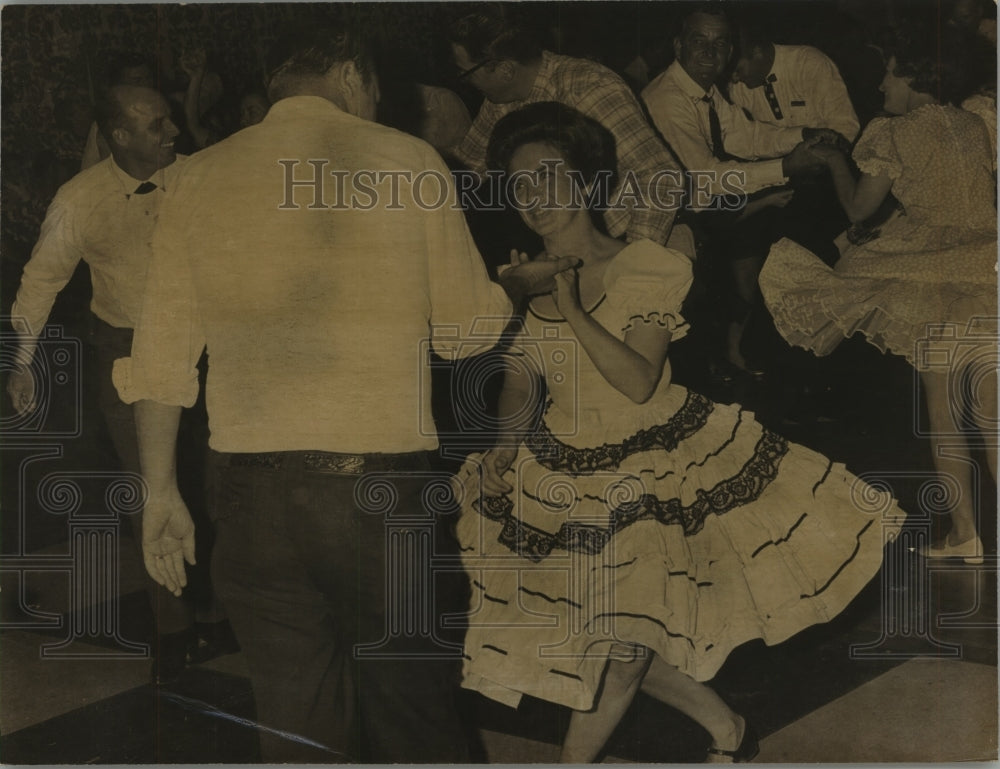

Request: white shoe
left=918, top=536, right=984, bottom=565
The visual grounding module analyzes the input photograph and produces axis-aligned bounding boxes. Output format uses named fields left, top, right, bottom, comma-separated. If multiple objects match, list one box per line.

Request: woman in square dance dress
left=760, top=29, right=996, bottom=565
left=451, top=101, right=905, bottom=763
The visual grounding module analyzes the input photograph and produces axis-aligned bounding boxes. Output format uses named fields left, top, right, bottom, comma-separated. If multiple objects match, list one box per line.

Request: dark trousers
left=209, top=450, right=471, bottom=763
left=90, top=316, right=194, bottom=635
left=686, top=179, right=846, bottom=368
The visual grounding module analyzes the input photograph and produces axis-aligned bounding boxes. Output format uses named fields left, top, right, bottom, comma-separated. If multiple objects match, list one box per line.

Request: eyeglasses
left=457, top=58, right=494, bottom=80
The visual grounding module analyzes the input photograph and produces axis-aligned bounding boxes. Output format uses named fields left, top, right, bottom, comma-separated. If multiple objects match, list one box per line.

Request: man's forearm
left=135, top=400, right=183, bottom=494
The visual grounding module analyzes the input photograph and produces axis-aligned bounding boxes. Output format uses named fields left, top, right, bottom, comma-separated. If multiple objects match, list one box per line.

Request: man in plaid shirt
left=448, top=7, right=686, bottom=248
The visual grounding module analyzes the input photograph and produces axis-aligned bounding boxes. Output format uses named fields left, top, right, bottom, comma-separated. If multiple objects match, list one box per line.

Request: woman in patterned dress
left=451, top=101, right=905, bottom=762
left=760, top=29, right=996, bottom=565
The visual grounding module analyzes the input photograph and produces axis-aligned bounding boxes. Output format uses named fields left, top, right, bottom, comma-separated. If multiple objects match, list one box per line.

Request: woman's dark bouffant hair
left=889, top=23, right=976, bottom=106
left=486, top=102, right=619, bottom=210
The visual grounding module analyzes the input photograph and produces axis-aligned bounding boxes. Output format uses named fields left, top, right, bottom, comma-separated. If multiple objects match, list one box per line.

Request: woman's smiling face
left=508, top=141, right=588, bottom=238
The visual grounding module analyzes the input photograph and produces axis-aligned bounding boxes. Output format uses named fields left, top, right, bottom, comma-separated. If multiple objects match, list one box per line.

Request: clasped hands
left=507, top=248, right=583, bottom=316
left=784, top=127, right=847, bottom=176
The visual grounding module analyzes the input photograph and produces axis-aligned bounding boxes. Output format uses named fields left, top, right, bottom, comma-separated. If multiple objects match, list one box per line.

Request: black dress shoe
left=151, top=628, right=194, bottom=686
left=706, top=719, right=760, bottom=763
left=186, top=619, right=241, bottom=665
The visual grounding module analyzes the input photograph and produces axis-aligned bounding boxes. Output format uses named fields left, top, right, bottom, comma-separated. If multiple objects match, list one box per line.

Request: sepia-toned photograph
left=0, top=0, right=996, bottom=763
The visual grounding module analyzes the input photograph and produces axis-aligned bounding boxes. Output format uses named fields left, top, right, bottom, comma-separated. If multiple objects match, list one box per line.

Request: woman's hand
left=805, top=141, right=843, bottom=165
left=481, top=446, right=518, bottom=496
left=500, top=248, right=579, bottom=300
left=552, top=267, right=583, bottom=318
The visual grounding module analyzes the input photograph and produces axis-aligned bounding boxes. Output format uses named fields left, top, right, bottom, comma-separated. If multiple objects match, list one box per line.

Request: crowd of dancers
left=5, top=1, right=996, bottom=763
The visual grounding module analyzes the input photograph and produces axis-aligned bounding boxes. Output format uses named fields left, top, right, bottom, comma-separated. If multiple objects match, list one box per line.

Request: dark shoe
left=706, top=719, right=760, bottom=763
left=151, top=628, right=194, bottom=686
left=186, top=619, right=241, bottom=665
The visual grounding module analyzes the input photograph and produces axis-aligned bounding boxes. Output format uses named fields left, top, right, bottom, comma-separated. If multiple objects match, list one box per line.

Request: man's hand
left=801, top=127, right=841, bottom=145
left=481, top=446, right=518, bottom=496
left=7, top=367, right=37, bottom=415
left=499, top=249, right=581, bottom=303
left=782, top=141, right=826, bottom=178
left=142, top=486, right=196, bottom=597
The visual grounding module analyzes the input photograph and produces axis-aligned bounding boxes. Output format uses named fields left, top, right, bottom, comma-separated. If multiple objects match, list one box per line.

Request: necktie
left=133, top=181, right=157, bottom=195
left=763, top=73, right=783, bottom=120
left=701, top=94, right=734, bottom=161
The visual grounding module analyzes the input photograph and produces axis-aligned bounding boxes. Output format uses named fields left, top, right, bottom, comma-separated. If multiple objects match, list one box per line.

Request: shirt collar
left=108, top=155, right=176, bottom=196
left=267, top=94, right=352, bottom=122
left=525, top=50, right=557, bottom=101
left=667, top=60, right=719, bottom=103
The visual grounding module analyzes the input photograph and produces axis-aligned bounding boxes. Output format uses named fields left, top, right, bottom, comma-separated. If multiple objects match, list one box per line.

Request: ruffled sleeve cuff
left=852, top=117, right=902, bottom=180
left=605, top=240, right=694, bottom=340
left=622, top=310, right=690, bottom=340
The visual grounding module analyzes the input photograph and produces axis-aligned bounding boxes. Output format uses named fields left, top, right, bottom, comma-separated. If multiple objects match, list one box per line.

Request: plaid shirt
left=455, top=51, right=681, bottom=244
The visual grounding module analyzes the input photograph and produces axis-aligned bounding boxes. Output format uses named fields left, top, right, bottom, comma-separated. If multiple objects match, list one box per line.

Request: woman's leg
left=639, top=656, right=745, bottom=760
left=964, top=350, right=998, bottom=485
left=727, top=256, right=765, bottom=371
left=920, top=369, right=979, bottom=545
left=560, top=654, right=652, bottom=763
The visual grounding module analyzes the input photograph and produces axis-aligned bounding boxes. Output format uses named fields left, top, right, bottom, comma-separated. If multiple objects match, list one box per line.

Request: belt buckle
left=303, top=452, right=366, bottom=474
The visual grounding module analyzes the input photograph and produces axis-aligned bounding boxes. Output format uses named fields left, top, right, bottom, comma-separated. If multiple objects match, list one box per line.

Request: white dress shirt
left=642, top=61, right=803, bottom=201
left=11, top=155, right=186, bottom=343
left=729, top=45, right=860, bottom=143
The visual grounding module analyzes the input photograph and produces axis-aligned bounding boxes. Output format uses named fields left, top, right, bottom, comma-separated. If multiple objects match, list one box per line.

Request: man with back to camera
left=113, top=19, right=578, bottom=763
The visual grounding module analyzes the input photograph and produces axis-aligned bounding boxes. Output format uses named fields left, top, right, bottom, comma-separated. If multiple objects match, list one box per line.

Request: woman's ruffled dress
left=760, top=105, right=997, bottom=367
left=452, top=241, right=905, bottom=711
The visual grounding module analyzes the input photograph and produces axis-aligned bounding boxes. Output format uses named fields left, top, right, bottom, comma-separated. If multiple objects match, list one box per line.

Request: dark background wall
left=0, top=0, right=988, bottom=283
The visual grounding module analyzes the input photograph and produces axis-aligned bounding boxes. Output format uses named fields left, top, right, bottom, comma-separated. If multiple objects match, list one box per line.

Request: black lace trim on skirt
left=524, top=390, right=715, bottom=476
left=477, top=426, right=789, bottom=562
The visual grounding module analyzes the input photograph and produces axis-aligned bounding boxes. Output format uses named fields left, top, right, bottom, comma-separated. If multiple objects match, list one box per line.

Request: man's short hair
left=102, top=52, right=155, bottom=88
left=678, top=2, right=732, bottom=40
left=265, top=20, right=375, bottom=102
left=733, top=16, right=771, bottom=60
left=94, top=86, right=130, bottom=146
left=447, top=4, right=543, bottom=65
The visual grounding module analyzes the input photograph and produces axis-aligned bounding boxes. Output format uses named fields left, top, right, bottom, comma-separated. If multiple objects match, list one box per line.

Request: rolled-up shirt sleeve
left=113, top=187, right=203, bottom=407
left=422, top=150, right=513, bottom=360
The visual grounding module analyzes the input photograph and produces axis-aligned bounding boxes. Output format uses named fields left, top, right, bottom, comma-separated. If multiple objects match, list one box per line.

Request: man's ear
left=338, top=59, right=362, bottom=95
left=111, top=126, right=130, bottom=148
left=673, top=37, right=682, bottom=62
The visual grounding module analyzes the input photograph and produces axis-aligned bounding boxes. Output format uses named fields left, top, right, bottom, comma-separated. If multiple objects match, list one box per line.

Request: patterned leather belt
left=225, top=450, right=427, bottom=474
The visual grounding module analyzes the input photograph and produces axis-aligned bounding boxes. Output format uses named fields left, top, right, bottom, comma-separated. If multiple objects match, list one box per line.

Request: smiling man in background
left=6, top=84, right=210, bottom=684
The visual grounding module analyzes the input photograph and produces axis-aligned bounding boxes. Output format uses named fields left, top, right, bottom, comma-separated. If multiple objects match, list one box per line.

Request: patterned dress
left=452, top=240, right=904, bottom=711
left=760, top=104, right=997, bottom=367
